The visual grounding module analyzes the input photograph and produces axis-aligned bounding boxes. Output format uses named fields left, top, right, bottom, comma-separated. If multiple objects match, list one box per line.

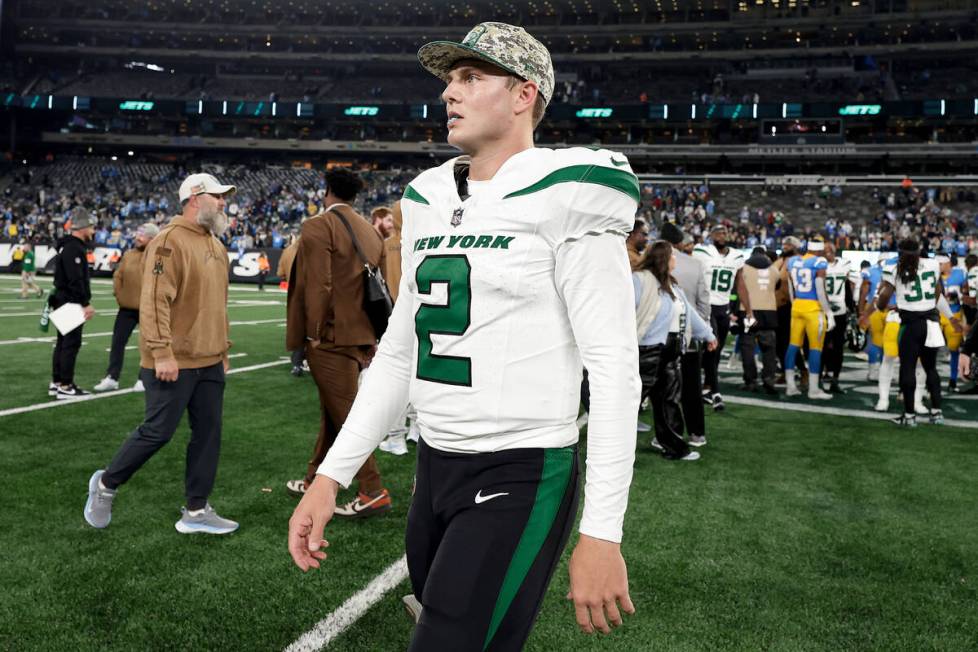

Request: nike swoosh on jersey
left=610, top=157, right=628, bottom=167
left=474, top=490, right=509, bottom=504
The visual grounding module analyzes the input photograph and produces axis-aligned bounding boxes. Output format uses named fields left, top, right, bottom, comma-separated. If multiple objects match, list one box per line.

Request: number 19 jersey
left=692, top=243, right=745, bottom=306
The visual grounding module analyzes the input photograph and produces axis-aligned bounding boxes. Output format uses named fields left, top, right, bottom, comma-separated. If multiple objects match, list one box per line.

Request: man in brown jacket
left=277, top=235, right=306, bottom=376
left=94, top=222, right=160, bottom=392
left=84, top=173, right=239, bottom=535
left=285, top=168, right=391, bottom=518
left=626, top=219, right=648, bottom=271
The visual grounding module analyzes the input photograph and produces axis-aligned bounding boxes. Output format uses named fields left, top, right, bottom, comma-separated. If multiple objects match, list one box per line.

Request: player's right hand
left=959, top=353, right=971, bottom=379
left=154, top=357, right=179, bottom=382
left=83, top=304, right=95, bottom=321
left=288, top=475, right=339, bottom=572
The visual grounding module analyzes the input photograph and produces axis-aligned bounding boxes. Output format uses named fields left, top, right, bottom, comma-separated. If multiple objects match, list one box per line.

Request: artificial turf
left=0, top=274, right=975, bottom=651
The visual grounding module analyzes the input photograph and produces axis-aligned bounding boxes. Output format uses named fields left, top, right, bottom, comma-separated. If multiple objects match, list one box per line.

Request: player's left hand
left=706, top=338, right=718, bottom=352
left=951, top=318, right=963, bottom=334
left=567, top=534, right=634, bottom=635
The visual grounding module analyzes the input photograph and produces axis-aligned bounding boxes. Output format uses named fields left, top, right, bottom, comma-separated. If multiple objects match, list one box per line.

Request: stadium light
left=47, top=95, right=53, bottom=110
left=782, top=102, right=787, bottom=119
left=663, top=104, right=668, bottom=120
left=272, top=102, right=277, bottom=117
left=127, top=151, right=134, bottom=156
left=974, top=98, right=978, bottom=115
left=753, top=103, right=758, bottom=119
left=73, top=96, right=78, bottom=110
left=941, top=99, right=946, bottom=116
left=691, top=104, right=696, bottom=119
left=198, top=100, right=203, bottom=115
left=423, top=104, right=428, bottom=119
left=223, top=101, right=228, bottom=116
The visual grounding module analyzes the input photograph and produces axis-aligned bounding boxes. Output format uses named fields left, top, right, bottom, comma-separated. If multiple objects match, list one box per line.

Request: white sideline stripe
left=0, top=360, right=288, bottom=418
left=285, top=555, right=409, bottom=652
left=0, top=318, right=284, bottom=345
left=724, top=394, right=978, bottom=429
left=0, top=303, right=282, bottom=317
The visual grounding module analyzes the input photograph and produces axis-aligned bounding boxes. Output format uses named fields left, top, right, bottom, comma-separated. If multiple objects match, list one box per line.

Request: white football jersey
left=692, top=243, right=745, bottom=306
left=968, top=266, right=978, bottom=297
left=883, top=257, right=941, bottom=312
left=825, top=258, right=851, bottom=315
left=321, top=147, right=643, bottom=543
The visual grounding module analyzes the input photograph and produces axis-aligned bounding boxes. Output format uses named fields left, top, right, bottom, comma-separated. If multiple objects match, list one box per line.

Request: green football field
left=1, top=272, right=976, bottom=651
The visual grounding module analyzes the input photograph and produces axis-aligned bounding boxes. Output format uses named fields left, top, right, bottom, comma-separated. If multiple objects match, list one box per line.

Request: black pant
left=680, top=346, right=704, bottom=438
left=823, top=312, right=848, bottom=378
left=897, top=317, right=941, bottom=415
left=776, top=303, right=792, bottom=373
left=52, top=325, right=84, bottom=385
left=741, top=328, right=777, bottom=388
left=640, top=337, right=689, bottom=458
left=257, top=271, right=267, bottom=290
left=406, top=440, right=579, bottom=652
left=102, top=362, right=225, bottom=510
left=290, top=348, right=305, bottom=367
left=963, top=305, right=977, bottom=327
left=702, top=305, right=730, bottom=393
left=106, top=308, right=140, bottom=380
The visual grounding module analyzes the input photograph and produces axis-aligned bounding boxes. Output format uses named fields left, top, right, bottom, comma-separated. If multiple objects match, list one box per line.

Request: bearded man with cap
left=288, top=22, right=641, bottom=648
left=661, top=221, right=710, bottom=446
left=84, top=173, right=240, bottom=535
left=94, top=222, right=160, bottom=393
left=49, top=208, right=97, bottom=399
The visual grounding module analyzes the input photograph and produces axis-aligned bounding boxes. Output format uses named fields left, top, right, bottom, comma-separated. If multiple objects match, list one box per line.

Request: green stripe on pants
left=483, top=447, right=574, bottom=650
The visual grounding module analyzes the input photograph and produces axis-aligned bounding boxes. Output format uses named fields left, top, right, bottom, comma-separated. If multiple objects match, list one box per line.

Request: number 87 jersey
left=389, top=147, right=640, bottom=452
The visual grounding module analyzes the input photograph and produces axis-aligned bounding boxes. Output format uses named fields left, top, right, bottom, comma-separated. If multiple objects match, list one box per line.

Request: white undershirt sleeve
left=554, top=231, right=641, bottom=544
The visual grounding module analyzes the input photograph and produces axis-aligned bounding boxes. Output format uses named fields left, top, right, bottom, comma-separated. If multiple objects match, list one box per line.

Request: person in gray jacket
left=660, top=222, right=710, bottom=447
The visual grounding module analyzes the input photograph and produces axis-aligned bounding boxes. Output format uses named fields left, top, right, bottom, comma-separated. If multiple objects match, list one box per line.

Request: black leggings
left=898, top=316, right=941, bottom=414
left=823, top=313, right=847, bottom=378
left=639, top=336, right=689, bottom=459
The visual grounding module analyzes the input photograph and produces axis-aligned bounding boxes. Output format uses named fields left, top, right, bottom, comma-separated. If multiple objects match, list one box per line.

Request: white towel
left=925, top=320, right=945, bottom=348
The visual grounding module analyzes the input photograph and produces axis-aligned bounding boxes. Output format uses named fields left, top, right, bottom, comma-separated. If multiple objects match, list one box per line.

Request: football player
left=693, top=224, right=751, bottom=411
left=876, top=240, right=960, bottom=426
left=859, top=254, right=907, bottom=412
left=287, top=22, right=641, bottom=649
left=857, top=259, right=883, bottom=380
left=783, top=236, right=833, bottom=399
left=963, top=253, right=978, bottom=326
left=821, top=242, right=852, bottom=394
left=938, top=254, right=967, bottom=392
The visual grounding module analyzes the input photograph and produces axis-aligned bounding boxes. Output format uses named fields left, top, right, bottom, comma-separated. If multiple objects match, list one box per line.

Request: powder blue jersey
left=787, top=254, right=828, bottom=301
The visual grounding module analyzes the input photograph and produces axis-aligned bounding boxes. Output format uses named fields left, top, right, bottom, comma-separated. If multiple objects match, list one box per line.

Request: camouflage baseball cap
left=417, top=22, right=555, bottom=105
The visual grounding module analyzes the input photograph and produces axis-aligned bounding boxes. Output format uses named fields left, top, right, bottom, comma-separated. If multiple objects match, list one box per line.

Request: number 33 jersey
left=692, top=243, right=745, bottom=306
left=883, top=257, right=941, bottom=312
left=384, top=147, right=640, bottom=453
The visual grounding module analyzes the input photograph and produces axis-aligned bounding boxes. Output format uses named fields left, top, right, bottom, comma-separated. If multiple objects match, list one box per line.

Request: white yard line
left=285, top=555, right=409, bottom=652
left=723, top=394, right=978, bottom=429
left=0, top=359, right=288, bottom=418
left=0, top=318, right=284, bottom=345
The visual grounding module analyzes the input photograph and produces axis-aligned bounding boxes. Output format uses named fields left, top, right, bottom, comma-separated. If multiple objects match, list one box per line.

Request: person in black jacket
left=49, top=209, right=97, bottom=399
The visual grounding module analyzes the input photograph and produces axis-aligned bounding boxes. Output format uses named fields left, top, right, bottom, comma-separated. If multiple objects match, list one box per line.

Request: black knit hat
left=660, top=222, right=685, bottom=245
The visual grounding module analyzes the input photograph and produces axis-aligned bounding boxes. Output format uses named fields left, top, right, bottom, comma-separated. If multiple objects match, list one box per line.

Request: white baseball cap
left=178, top=173, right=236, bottom=203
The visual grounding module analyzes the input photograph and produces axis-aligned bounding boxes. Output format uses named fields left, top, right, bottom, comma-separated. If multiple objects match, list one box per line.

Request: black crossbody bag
left=329, top=208, right=393, bottom=339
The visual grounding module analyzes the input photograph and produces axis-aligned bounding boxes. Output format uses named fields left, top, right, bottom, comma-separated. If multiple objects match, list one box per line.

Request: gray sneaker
left=84, top=469, right=116, bottom=529
left=689, top=435, right=707, bottom=448
left=175, top=503, right=239, bottom=535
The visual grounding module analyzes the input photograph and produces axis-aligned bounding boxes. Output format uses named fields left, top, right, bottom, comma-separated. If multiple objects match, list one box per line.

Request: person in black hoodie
left=49, top=208, right=97, bottom=399
left=737, top=246, right=779, bottom=394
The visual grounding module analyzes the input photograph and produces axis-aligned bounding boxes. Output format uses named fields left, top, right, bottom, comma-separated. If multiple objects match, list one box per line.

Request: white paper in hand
left=49, top=303, right=86, bottom=335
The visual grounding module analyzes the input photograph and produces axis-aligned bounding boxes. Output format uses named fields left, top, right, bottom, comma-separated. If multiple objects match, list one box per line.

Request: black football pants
left=702, top=305, right=730, bottom=393
left=52, top=324, right=84, bottom=385
left=406, top=440, right=579, bottom=652
left=823, top=313, right=848, bottom=379
left=897, top=318, right=941, bottom=415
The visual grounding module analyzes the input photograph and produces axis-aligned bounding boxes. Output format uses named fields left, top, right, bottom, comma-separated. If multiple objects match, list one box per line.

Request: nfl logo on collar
left=451, top=208, right=464, bottom=228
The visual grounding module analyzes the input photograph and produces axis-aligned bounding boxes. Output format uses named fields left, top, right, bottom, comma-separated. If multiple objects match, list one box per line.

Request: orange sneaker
left=334, top=489, right=392, bottom=518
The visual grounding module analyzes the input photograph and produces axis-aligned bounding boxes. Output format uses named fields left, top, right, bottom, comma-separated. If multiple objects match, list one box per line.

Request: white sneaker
left=575, top=412, right=589, bottom=429
left=808, top=387, right=832, bottom=400
left=636, top=420, right=652, bottom=432
left=914, top=401, right=928, bottom=415
left=48, top=382, right=58, bottom=397
left=866, top=364, right=879, bottom=381
left=133, top=379, right=145, bottom=392
left=93, top=376, right=119, bottom=392
left=874, top=397, right=889, bottom=412
left=379, top=433, right=408, bottom=456
left=680, top=451, right=701, bottom=461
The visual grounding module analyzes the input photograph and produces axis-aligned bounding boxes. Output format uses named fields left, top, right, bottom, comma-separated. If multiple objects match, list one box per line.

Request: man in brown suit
left=285, top=168, right=391, bottom=518
left=94, top=222, right=160, bottom=392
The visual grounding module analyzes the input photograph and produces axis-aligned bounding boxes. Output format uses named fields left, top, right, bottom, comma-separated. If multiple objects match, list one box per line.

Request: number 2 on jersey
left=415, top=255, right=472, bottom=386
